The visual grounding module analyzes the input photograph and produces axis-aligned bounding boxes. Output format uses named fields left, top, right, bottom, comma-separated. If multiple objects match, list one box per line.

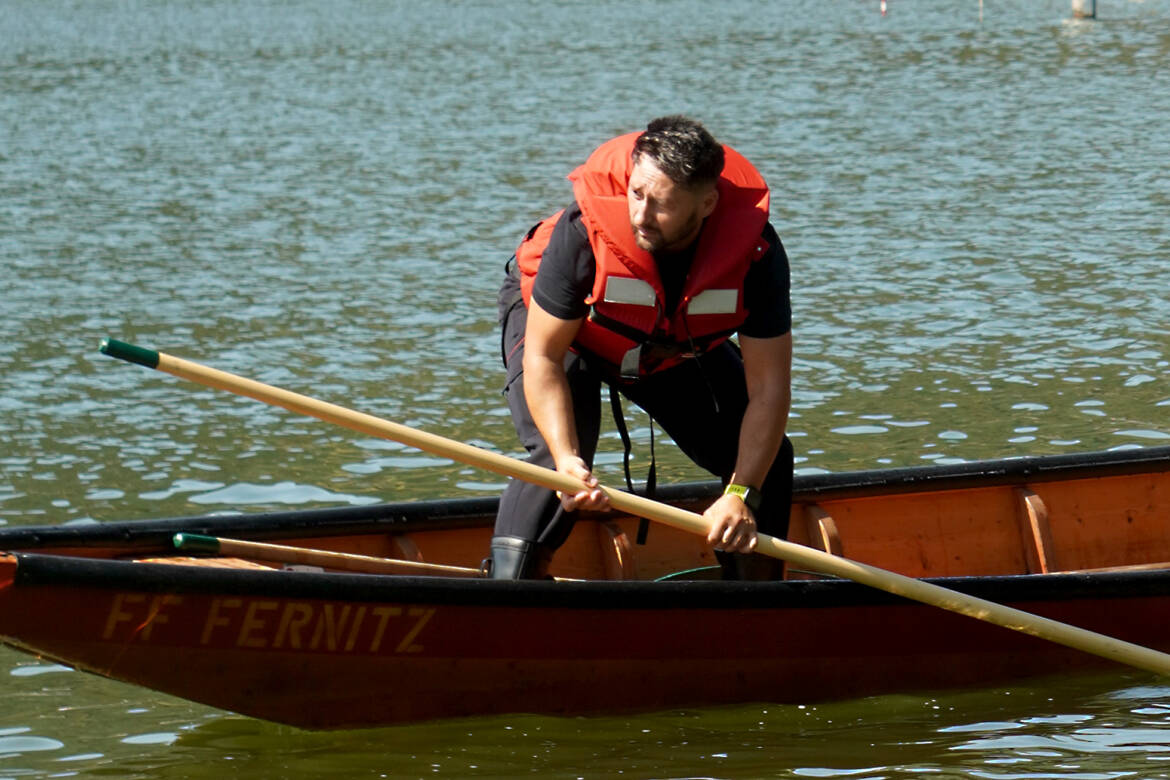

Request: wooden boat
left=2, top=445, right=1170, bottom=730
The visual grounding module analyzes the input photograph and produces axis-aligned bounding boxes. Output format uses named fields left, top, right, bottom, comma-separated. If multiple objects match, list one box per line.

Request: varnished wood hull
left=2, top=446, right=1169, bottom=728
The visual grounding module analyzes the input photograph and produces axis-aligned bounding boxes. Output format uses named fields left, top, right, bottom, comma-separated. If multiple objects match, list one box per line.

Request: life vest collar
left=514, top=131, right=771, bottom=377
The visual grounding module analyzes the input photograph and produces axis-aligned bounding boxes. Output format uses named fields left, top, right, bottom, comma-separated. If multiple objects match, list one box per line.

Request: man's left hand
left=703, top=493, right=758, bottom=553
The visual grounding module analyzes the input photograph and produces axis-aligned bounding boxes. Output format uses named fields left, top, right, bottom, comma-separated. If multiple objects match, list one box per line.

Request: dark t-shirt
left=531, top=202, right=792, bottom=338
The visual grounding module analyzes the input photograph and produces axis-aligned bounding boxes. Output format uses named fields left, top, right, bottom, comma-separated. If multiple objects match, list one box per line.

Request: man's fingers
left=561, top=486, right=610, bottom=513
left=708, top=515, right=759, bottom=553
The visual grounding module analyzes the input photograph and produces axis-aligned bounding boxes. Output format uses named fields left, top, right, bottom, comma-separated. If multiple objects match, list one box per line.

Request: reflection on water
left=2, top=657, right=1168, bottom=778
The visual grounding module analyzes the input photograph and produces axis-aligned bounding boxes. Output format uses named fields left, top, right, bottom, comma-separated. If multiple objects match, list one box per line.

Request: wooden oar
left=170, top=533, right=582, bottom=580
left=172, top=533, right=483, bottom=577
left=99, top=338, right=1170, bottom=676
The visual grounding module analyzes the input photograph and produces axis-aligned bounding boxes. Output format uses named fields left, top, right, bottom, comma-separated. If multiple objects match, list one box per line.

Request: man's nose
left=631, top=202, right=649, bottom=226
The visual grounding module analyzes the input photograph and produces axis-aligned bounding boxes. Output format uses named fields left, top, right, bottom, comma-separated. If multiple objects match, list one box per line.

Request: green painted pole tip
left=173, top=533, right=220, bottom=554
left=100, top=338, right=161, bottom=369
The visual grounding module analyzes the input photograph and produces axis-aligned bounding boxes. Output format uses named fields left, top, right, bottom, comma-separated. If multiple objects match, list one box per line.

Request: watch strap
left=723, top=483, right=763, bottom=514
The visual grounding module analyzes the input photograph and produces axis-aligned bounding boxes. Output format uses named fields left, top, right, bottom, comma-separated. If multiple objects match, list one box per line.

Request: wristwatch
left=723, top=483, right=763, bottom=514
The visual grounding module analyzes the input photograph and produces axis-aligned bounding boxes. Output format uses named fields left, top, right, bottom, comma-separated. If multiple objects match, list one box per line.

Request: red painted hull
left=3, top=446, right=1170, bottom=728
left=2, top=554, right=1168, bottom=728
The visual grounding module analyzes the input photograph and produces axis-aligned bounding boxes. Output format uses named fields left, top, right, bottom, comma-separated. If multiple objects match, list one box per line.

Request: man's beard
left=630, top=211, right=701, bottom=253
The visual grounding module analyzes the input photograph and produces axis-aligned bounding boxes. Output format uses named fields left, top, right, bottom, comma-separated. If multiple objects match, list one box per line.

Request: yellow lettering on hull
left=102, top=593, right=437, bottom=655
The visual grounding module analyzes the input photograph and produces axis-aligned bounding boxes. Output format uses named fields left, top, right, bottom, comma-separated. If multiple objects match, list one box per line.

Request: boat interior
left=5, top=447, right=1169, bottom=585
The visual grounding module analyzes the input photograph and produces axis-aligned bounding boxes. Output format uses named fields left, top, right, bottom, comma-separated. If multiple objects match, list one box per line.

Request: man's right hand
left=555, top=455, right=610, bottom=512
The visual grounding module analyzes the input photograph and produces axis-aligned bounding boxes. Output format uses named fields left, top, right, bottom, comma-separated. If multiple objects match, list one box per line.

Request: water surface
left=2, top=0, right=1169, bottom=775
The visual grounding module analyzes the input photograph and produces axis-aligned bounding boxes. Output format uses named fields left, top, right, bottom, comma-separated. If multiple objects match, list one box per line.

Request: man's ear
left=699, top=186, right=719, bottom=219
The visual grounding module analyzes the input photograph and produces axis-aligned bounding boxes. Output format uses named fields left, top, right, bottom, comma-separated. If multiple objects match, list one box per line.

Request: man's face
left=626, top=157, right=718, bottom=253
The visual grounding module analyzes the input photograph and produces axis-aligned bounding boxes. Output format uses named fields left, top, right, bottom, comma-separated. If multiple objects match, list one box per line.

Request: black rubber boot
left=485, top=535, right=552, bottom=580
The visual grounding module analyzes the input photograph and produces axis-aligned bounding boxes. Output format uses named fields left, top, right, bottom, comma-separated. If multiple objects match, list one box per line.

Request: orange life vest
left=515, top=132, right=770, bottom=378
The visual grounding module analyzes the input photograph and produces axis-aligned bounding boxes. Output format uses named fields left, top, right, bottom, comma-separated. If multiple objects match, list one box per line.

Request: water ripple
left=3, top=0, right=1170, bottom=769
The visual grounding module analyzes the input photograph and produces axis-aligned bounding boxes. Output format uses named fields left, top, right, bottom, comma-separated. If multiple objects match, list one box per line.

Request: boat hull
left=3, top=445, right=1170, bottom=728
left=3, top=552, right=1167, bottom=729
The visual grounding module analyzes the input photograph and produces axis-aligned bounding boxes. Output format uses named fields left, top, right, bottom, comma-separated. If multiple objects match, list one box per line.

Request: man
left=490, top=115, right=793, bottom=580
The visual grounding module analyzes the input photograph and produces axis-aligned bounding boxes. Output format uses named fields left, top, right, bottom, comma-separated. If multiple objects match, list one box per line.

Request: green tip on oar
left=173, top=533, right=221, bottom=554
left=100, top=338, right=160, bottom=369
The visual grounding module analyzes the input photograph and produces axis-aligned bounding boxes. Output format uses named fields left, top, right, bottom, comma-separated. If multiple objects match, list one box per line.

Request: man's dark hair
left=631, top=115, right=725, bottom=189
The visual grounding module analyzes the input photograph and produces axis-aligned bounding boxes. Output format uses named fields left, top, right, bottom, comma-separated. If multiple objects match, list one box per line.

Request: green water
left=3, top=0, right=1170, bottom=775
left=2, top=659, right=1168, bottom=778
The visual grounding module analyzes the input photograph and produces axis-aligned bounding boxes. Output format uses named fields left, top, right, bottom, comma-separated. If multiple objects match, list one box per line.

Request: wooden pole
left=173, top=533, right=483, bottom=577
left=99, top=338, right=1170, bottom=676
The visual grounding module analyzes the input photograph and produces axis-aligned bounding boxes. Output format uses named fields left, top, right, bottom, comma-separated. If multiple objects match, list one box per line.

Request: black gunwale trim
left=0, top=497, right=502, bottom=552
left=9, top=552, right=1170, bottom=611
left=1, top=445, right=1167, bottom=552
left=791, top=444, right=1170, bottom=501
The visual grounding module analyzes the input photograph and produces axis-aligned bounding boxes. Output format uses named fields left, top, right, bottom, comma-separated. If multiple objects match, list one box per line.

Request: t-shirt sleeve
left=530, top=202, right=596, bottom=321
left=739, top=222, right=792, bottom=338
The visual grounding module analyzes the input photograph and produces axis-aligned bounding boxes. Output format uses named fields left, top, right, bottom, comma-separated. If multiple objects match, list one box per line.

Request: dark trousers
left=495, top=274, right=793, bottom=551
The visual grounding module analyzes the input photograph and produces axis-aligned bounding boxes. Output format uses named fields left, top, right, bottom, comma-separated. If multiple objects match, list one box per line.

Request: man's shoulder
left=545, top=200, right=593, bottom=261
left=559, top=200, right=588, bottom=237
left=739, top=220, right=791, bottom=338
left=530, top=200, right=596, bottom=320
left=758, top=221, right=788, bottom=266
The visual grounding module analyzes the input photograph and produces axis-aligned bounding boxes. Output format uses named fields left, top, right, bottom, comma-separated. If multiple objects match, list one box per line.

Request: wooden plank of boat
left=2, top=445, right=1170, bottom=728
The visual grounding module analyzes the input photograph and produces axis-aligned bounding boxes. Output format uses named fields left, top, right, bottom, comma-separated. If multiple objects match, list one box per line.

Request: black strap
left=498, top=257, right=525, bottom=368
left=588, top=307, right=739, bottom=361
left=609, top=386, right=655, bottom=545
